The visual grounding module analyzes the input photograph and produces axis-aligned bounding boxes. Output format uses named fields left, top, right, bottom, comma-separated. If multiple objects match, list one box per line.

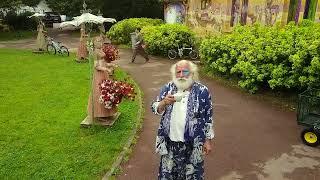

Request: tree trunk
left=294, top=0, right=302, bottom=23
left=304, top=0, right=318, bottom=20
left=230, top=0, right=236, bottom=26
left=287, top=0, right=300, bottom=23
left=240, top=0, right=249, bottom=25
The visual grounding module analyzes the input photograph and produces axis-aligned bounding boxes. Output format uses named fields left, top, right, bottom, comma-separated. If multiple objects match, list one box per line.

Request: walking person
left=131, top=27, right=149, bottom=63
left=151, top=60, right=214, bottom=180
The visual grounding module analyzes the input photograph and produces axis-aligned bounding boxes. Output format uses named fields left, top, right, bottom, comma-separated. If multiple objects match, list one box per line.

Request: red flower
left=99, top=79, right=135, bottom=109
left=102, top=44, right=119, bottom=63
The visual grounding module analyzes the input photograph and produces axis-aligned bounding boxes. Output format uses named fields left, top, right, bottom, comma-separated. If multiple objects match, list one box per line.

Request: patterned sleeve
left=203, top=87, right=214, bottom=139
left=151, top=83, right=170, bottom=115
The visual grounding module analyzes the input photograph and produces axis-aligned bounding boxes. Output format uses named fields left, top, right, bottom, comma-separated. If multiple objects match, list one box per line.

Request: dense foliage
left=46, top=0, right=163, bottom=19
left=106, top=18, right=163, bottom=45
left=200, top=20, right=320, bottom=93
left=3, top=11, right=37, bottom=31
left=142, top=23, right=197, bottom=56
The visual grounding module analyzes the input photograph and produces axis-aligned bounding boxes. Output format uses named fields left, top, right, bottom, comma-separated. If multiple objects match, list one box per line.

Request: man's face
left=173, top=63, right=194, bottom=91
left=176, top=64, right=191, bottom=79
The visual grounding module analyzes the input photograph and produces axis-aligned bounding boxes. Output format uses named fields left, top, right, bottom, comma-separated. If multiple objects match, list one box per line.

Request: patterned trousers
left=131, top=45, right=149, bottom=62
left=158, top=139, right=204, bottom=180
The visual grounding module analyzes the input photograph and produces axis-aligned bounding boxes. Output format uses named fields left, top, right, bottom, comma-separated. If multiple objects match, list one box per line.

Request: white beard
left=173, top=76, right=194, bottom=91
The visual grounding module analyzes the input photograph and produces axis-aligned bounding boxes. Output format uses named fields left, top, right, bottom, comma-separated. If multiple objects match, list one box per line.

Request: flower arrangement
left=99, top=79, right=135, bottom=109
left=102, top=44, right=119, bottom=63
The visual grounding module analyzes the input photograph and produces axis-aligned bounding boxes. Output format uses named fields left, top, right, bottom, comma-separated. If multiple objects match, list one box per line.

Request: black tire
left=168, top=49, right=177, bottom=60
left=189, top=50, right=198, bottom=60
left=47, top=44, right=56, bottom=55
left=60, top=46, right=69, bottom=56
left=301, top=128, right=319, bottom=147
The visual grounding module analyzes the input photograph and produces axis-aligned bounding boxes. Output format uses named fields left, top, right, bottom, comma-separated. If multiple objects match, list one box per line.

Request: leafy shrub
left=106, top=18, right=163, bottom=45
left=142, top=23, right=196, bottom=56
left=4, top=11, right=37, bottom=31
left=200, top=20, right=320, bottom=93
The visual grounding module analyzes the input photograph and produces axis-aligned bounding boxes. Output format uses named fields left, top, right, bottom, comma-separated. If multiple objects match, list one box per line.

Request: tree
left=303, top=0, right=318, bottom=20
left=21, top=0, right=41, bottom=7
left=287, top=0, right=301, bottom=23
left=0, top=0, right=22, bottom=9
left=45, top=0, right=163, bottom=20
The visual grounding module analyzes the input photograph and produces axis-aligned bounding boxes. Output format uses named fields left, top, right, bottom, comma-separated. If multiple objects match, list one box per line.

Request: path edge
left=102, top=73, right=145, bottom=180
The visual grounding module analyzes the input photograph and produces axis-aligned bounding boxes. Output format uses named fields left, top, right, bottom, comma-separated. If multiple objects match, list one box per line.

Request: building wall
left=185, top=0, right=229, bottom=32
left=164, top=0, right=319, bottom=34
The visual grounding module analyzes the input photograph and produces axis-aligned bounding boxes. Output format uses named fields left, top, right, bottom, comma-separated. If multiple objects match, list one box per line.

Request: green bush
left=142, top=23, right=196, bottom=56
left=106, top=18, right=164, bottom=45
left=4, top=11, right=37, bottom=31
left=200, top=20, right=320, bottom=93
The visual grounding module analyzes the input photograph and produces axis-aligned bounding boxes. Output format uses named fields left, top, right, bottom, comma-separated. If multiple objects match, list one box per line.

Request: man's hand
left=157, top=94, right=175, bottom=113
left=162, top=94, right=175, bottom=105
left=203, top=139, right=212, bottom=155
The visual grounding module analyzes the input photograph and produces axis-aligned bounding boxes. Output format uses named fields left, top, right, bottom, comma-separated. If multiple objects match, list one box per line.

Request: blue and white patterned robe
left=151, top=81, right=214, bottom=179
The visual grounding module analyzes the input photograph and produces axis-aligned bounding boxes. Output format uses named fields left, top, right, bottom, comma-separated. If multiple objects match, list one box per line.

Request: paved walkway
left=1, top=33, right=319, bottom=180
left=116, top=50, right=320, bottom=180
left=0, top=29, right=79, bottom=52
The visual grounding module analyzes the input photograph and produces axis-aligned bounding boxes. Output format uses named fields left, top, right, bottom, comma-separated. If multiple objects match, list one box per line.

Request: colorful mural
left=239, top=0, right=287, bottom=26
left=185, top=0, right=228, bottom=32
left=164, top=2, right=187, bottom=24
left=164, top=0, right=319, bottom=33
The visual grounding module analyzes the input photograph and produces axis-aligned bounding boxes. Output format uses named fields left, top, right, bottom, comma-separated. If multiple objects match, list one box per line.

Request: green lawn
left=0, top=31, right=36, bottom=41
left=0, top=49, right=142, bottom=179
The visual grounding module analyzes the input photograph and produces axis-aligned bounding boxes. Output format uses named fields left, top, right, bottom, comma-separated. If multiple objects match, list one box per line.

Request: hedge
left=106, top=18, right=163, bottom=45
left=200, top=20, right=320, bottom=93
left=142, top=23, right=196, bottom=56
left=3, top=11, right=37, bottom=31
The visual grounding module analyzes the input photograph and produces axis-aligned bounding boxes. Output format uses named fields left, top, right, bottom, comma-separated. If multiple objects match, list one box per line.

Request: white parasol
left=28, top=12, right=45, bottom=18
left=59, top=13, right=116, bottom=28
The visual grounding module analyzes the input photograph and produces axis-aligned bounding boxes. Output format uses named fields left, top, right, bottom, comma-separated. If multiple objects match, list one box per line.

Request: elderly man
left=151, top=60, right=214, bottom=180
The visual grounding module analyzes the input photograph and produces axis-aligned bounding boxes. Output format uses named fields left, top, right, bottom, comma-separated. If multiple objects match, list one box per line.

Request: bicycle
left=46, top=36, right=69, bottom=56
left=168, top=44, right=198, bottom=60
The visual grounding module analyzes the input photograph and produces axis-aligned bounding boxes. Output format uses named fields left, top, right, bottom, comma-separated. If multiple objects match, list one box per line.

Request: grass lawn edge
left=102, top=75, right=144, bottom=179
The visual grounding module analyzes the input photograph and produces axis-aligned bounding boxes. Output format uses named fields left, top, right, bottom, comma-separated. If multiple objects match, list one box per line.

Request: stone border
left=102, top=76, right=144, bottom=180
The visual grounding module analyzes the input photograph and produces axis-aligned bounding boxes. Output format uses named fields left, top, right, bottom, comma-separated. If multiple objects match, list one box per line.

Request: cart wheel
left=168, top=49, right=177, bottom=60
left=47, top=44, right=56, bottom=55
left=60, top=46, right=69, bottom=56
left=301, top=128, right=319, bottom=147
left=189, top=50, right=198, bottom=60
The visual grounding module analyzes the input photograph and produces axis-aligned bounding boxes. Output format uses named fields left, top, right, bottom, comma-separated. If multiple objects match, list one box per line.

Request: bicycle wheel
left=47, top=44, right=56, bottom=55
left=168, top=49, right=177, bottom=60
left=189, top=50, right=198, bottom=60
left=60, top=46, right=69, bottom=56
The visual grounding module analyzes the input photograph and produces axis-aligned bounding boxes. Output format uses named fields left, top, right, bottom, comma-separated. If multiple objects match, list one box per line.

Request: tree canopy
left=45, top=0, right=163, bottom=20
left=0, top=0, right=163, bottom=21
left=0, top=0, right=23, bottom=9
left=0, top=0, right=41, bottom=9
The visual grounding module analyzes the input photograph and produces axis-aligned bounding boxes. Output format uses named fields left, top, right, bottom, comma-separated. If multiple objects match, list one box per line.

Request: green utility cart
left=297, top=88, right=320, bottom=147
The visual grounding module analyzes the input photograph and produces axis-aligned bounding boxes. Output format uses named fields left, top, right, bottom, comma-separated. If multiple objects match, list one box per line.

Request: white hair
left=170, top=60, right=199, bottom=81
